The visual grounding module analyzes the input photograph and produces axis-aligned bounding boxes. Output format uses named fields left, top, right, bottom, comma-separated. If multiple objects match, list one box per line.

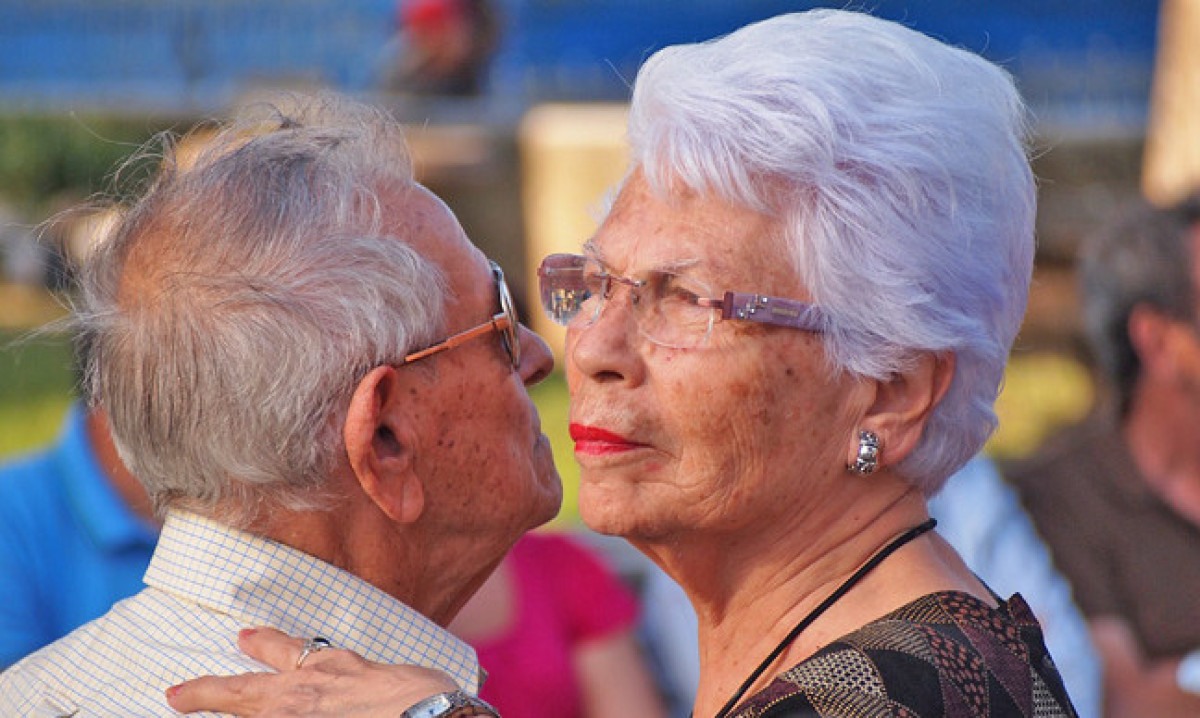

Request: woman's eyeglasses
left=398, top=260, right=521, bottom=370
left=537, top=253, right=825, bottom=350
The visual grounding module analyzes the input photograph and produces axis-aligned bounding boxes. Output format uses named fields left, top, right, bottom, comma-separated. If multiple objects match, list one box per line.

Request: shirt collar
left=56, top=403, right=159, bottom=552
left=145, top=510, right=482, bottom=692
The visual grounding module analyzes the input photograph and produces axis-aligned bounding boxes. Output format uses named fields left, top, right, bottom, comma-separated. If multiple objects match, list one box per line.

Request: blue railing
left=0, top=0, right=1161, bottom=133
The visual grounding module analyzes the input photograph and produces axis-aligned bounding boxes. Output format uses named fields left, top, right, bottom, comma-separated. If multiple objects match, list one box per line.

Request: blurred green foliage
left=0, top=114, right=172, bottom=218
left=0, top=328, right=75, bottom=458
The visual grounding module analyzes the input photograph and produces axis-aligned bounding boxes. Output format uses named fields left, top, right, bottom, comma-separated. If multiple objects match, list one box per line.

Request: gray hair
left=76, top=93, right=447, bottom=528
left=1080, top=194, right=1200, bottom=417
left=626, top=9, right=1035, bottom=494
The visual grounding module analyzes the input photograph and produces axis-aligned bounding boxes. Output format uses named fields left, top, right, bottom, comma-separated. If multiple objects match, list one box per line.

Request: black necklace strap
left=711, top=518, right=937, bottom=718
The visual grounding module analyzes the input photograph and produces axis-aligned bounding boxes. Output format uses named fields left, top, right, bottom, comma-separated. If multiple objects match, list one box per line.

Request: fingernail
left=239, top=628, right=259, bottom=639
left=165, top=685, right=180, bottom=699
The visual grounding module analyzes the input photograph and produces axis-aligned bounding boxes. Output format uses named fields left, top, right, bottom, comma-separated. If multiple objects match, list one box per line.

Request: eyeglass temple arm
left=705, top=292, right=826, bottom=333
left=400, top=313, right=511, bottom=365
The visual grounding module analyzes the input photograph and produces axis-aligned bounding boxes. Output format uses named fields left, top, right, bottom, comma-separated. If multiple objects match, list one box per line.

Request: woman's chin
left=578, top=485, right=643, bottom=537
left=578, top=494, right=677, bottom=542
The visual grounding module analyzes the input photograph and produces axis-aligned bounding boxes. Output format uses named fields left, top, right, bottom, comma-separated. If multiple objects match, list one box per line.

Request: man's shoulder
left=0, top=587, right=258, bottom=715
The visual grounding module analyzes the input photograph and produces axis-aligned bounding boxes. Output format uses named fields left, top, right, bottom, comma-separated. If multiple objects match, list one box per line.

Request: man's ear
left=1128, top=304, right=1174, bottom=378
left=344, top=365, right=424, bottom=525
left=857, top=352, right=956, bottom=467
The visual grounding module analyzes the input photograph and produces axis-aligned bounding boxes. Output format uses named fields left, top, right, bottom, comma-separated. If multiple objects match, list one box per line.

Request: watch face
left=408, top=691, right=474, bottom=718
left=429, top=694, right=455, bottom=713
left=406, top=693, right=453, bottom=718
left=403, top=690, right=495, bottom=718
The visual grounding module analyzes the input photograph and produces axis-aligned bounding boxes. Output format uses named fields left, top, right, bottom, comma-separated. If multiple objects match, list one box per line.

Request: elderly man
left=0, top=94, right=561, bottom=715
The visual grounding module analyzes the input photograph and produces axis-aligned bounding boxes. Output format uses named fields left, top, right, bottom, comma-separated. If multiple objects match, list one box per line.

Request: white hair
left=76, top=93, right=447, bottom=528
left=627, top=10, right=1036, bottom=493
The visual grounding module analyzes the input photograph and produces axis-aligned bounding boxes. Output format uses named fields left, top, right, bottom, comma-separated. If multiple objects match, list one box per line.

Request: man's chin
left=525, top=472, right=564, bottom=530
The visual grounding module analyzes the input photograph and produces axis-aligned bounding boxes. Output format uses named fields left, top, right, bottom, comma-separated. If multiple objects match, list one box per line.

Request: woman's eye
left=655, top=273, right=702, bottom=305
left=582, top=270, right=607, bottom=295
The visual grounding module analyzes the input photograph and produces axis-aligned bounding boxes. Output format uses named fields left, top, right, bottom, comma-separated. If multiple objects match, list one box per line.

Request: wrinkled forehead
left=586, top=173, right=798, bottom=290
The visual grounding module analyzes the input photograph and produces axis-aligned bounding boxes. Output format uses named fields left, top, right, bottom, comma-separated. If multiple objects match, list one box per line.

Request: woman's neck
left=653, top=489, right=965, bottom=718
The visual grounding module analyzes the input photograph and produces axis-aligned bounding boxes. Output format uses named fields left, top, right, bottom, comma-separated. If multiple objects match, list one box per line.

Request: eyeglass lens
left=537, top=254, right=715, bottom=349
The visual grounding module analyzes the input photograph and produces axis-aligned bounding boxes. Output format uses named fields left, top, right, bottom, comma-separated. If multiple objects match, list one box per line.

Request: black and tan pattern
left=730, top=592, right=1077, bottom=718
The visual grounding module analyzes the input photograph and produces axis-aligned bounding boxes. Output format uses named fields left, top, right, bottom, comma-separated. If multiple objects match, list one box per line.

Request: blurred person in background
left=0, top=394, right=157, bottom=669
left=169, top=10, right=1078, bottom=717
left=1, top=215, right=161, bottom=664
left=385, top=0, right=500, bottom=96
left=450, top=531, right=667, bottom=718
left=0, top=93, right=561, bottom=715
left=1002, top=194, right=1200, bottom=717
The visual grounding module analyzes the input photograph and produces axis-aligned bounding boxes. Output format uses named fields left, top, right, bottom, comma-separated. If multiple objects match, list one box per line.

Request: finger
left=166, top=672, right=271, bottom=714
left=238, top=627, right=309, bottom=671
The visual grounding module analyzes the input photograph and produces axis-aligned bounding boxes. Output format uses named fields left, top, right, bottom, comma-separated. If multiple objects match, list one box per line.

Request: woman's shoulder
left=731, top=591, right=1077, bottom=718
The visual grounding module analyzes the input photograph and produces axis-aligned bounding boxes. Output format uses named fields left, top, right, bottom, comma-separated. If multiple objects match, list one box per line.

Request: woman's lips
left=569, top=423, right=642, bottom=456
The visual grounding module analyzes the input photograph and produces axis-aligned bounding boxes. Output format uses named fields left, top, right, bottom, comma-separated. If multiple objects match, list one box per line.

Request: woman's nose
left=566, top=280, right=644, bottom=386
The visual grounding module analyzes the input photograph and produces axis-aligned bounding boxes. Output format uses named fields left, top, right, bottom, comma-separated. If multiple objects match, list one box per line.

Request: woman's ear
left=344, top=365, right=425, bottom=525
left=859, top=352, right=956, bottom=467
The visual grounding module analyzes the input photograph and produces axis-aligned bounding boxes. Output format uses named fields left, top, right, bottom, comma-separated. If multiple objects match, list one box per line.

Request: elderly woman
left=169, top=9, right=1076, bottom=718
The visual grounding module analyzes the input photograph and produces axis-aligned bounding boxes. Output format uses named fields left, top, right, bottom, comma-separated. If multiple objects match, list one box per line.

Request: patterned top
left=0, top=510, right=482, bottom=717
left=730, top=592, right=1077, bottom=718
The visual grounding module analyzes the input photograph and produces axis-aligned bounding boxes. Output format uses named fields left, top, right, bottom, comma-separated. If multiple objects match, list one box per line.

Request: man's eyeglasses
left=399, top=260, right=521, bottom=370
left=537, top=253, right=825, bottom=350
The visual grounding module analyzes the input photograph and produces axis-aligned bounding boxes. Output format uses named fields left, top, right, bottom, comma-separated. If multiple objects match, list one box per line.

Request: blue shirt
left=0, top=403, right=158, bottom=668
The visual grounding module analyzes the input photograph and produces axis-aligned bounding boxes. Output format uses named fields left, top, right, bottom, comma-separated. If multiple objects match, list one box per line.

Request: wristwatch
left=401, top=690, right=500, bottom=718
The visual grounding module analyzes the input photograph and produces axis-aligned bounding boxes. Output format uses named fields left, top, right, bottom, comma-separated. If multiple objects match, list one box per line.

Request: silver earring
left=847, top=430, right=881, bottom=475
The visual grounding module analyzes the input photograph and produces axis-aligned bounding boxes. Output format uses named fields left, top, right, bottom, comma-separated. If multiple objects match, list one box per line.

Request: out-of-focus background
left=0, top=0, right=1178, bottom=524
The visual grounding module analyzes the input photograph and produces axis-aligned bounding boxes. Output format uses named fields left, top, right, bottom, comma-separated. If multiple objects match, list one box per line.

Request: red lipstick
left=569, top=423, right=640, bottom=455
